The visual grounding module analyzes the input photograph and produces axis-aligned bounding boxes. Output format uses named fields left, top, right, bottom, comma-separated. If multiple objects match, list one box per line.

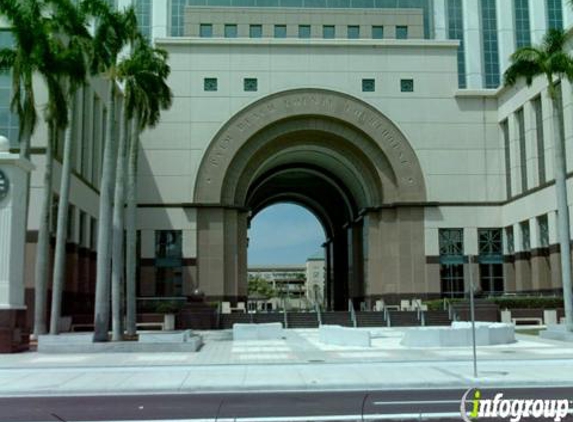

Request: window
left=249, top=24, right=262, bottom=38
left=199, top=23, right=213, bottom=38
left=520, top=221, right=530, bottom=251
left=372, top=25, right=384, bottom=39
left=224, top=24, right=237, bottom=38
left=396, top=25, right=408, bottom=39
left=323, top=25, right=335, bottom=39
left=274, top=24, right=287, bottom=38
left=441, top=264, right=465, bottom=298
left=90, top=217, right=97, bottom=250
left=155, top=231, right=183, bottom=297
left=447, top=0, right=466, bottom=88
left=538, top=215, right=549, bottom=248
left=517, top=108, right=527, bottom=192
left=439, top=228, right=464, bottom=258
left=298, top=25, right=311, bottom=38
left=547, top=0, right=563, bottom=29
left=362, top=79, right=375, bottom=92
left=79, top=210, right=86, bottom=248
left=479, top=264, right=504, bottom=295
left=478, top=229, right=503, bottom=258
left=400, top=79, right=414, bottom=92
left=244, top=78, right=258, bottom=92
left=480, top=0, right=500, bottom=88
left=204, top=78, right=218, bottom=91
left=501, top=120, right=511, bottom=197
left=514, top=0, right=531, bottom=48
left=135, top=0, right=152, bottom=39
left=67, top=205, right=75, bottom=242
left=533, top=97, right=546, bottom=184
left=347, top=25, right=360, bottom=39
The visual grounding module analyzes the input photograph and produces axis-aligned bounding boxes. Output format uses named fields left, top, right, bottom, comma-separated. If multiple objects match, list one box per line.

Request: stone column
left=152, top=0, right=169, bottom=39
left=0, top=136, right=34, bottom=353
left=514, top=222, right=532, bottom=291
left=433, top=0, right=447, bottom=40
left=529, top=0, right=548, bottom=45
left=462, top=0, right=484, bottom=88
left=530, top=216, right=551, bottom=291
left=496, top=0, right=515, bottom=76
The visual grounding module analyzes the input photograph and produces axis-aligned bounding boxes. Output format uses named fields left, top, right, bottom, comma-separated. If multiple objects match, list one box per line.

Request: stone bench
left=401, top=322, right=515, bottom=347
left=319, top=325, right=371, bottom=347
left=233, top=322, right=284, bottom=340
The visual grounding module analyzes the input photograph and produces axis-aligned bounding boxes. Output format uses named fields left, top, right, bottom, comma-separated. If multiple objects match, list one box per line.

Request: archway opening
left=248, top=203, right=326, bottom=311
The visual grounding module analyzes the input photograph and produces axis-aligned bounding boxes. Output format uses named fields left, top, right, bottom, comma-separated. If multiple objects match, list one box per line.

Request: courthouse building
left=2, top=0, right=573, bottom=315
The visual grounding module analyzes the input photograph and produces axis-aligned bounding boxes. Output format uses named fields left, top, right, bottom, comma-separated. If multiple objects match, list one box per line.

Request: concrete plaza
left=0, top=327, right=572, bottom=397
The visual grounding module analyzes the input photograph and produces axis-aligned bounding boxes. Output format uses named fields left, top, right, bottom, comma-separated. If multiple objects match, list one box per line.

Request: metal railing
left=349, top=299, right=357, bottom=328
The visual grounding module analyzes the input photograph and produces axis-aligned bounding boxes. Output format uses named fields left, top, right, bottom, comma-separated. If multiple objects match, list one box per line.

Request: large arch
left=193, top=89, right=430, bottom=309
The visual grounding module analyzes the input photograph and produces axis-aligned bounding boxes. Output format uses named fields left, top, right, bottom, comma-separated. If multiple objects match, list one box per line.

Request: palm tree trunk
left=111, top=111, right=129, bottom=341
left=93, top=82, right=117, bottom=342
left=49, top=99, right=76, bottom=335
left=32, top=123, right=55, bottom=338
left=125, top=116, right=139, bottom=337
left=552, top=94, right=573, bottom=331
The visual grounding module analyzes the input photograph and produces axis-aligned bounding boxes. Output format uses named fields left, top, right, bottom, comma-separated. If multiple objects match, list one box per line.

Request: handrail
left=349, top=299, right=357, bottom=328
left=315, top=301, right=322, bottom=326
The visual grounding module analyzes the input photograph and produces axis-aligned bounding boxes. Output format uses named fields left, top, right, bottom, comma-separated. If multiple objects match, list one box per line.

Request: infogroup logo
left=460, top=389, right=571, bottom=422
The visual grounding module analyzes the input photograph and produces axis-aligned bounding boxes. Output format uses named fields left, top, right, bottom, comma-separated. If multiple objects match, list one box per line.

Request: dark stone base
left=0, top=309, right=30, bottom=353
left=177, top=302, right=218, bottom=330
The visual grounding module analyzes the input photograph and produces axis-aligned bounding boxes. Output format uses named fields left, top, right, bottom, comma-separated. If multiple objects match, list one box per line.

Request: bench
left=512, top=317, right=543, bottom=326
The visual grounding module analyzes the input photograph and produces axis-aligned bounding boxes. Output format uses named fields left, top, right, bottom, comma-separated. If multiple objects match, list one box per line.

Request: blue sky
left=248, top=203, right=325, bottom=265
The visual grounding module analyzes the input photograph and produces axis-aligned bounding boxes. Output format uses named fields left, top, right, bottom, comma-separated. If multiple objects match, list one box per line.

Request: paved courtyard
left=0, top=327, right=571, bottom=396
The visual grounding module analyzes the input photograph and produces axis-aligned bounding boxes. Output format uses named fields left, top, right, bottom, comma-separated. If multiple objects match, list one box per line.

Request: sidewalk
left=0, top=328, right=572, bottom=396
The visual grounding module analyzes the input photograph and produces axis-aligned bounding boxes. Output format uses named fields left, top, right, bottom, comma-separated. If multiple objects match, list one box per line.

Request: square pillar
left=462, top=0, right=484, bottom=88
left=496, top=0, right=515, bottom=75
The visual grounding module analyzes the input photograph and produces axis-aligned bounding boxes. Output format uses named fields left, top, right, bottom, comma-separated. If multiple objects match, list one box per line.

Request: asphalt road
left=0, top=387, right=572, bottom=422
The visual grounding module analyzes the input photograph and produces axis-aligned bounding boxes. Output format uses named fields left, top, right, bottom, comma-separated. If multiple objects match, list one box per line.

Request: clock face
left=0, top=170, right=9, bottom=201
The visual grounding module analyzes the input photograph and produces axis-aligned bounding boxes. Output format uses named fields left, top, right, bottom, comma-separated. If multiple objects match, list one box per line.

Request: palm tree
left=0, top=0, right=67, bottom=336
left=86, top=0, right=138, bottom=342
left=117, top=38, right=172, bottom=337
left=504, top=28, right=573, bottom=331
left=47, top=0, right=92, bottom=335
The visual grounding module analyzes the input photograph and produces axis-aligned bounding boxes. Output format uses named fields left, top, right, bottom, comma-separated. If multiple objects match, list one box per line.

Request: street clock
left=0, top=169, right=9, bottom=201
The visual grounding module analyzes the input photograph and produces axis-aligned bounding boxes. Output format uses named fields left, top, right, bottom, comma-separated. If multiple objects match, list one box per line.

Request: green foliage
left=424, top=296, right=564, bottom=310
left=504, top=28, right=573, bottom=99
left=489, top=296, right=564, bottom=310
left=153, top=300, right=184, bottom=314
left=248, top=276, right=277, bottom=300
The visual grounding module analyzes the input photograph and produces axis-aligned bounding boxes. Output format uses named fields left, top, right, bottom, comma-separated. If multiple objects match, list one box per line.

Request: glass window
left=479, top=263, right=504, bottom=295
left=79, top=210, right=86, bottom=248
left=501, top=120, right=511, bottom=198
left=323, top=25, right=335, bottom=39
left=514, top=0, right=531, bottom=48
left=200, top=23, right=213, bottom=37
left=517, top=108, right=527, bottom=192
left=362, top=78, right=375, bottom=92
left=274, top=24, right=287, bottom=38
left=347, top=25, right=360, bottom=39
left=546, top=0, right=563, bottom=29
left=533, top=97, right=546, bottom=185
left=224, top=24, right=237, bottom=38
left=538, top=215, right=549, bottom=247
left=446, top=0, right=466, bottom=88
left=204, top=77, right=218, bottom=91
left=249, top=24, right=262, bottom=38
left=400, top=79, right=414, bottom=92
left=396, top=25, right=408, bottom=39
left=372, top=25, right=384, bottom=39
left=0, top=31, right=19, bottom=145
left=480, top=0, right=500, bottom=88
left=478, top=228, right=503, bottom=257
left=135, top=0, right=152, bottom=39
left=439, top=228, right=464, bottom=259
left=441, top=264, right=465, bottom=298
left=298, top=25, right=311, bottom=38
left=155, top=231, right=183, bottom=297
left=67, top=205, right=75, bottom=242
left=90, top=217, right=97, bottom=250
left=520, top=221, right=530, bottom=251
left=244, top=78, right=258, bottom=92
